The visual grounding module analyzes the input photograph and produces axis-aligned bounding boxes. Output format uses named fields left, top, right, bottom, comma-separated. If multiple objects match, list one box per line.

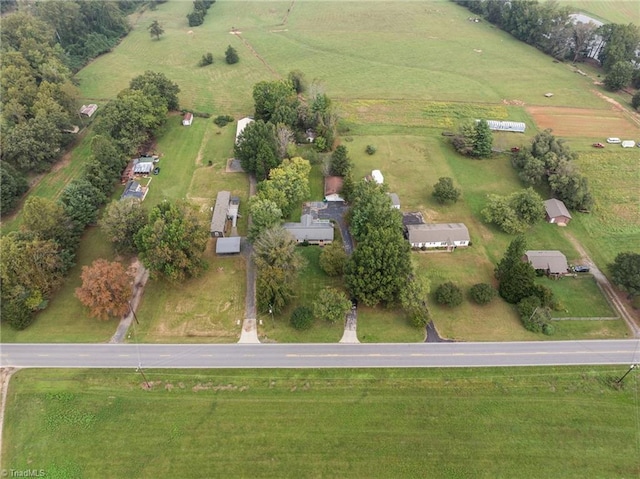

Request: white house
left=182, top=112, right=193, bottom=126
left=283, top=214, right=334, bottom=245
left=371, top=170, right=384, bottom=184
left=406, top=223, right=470, bottom=251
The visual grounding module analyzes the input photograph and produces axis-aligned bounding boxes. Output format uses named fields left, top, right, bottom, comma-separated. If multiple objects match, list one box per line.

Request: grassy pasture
left=133, top=241, right=245, bottom=343
left=553, top=0, right=640, bottom=24
left=4, top=367, right=639, bottom=478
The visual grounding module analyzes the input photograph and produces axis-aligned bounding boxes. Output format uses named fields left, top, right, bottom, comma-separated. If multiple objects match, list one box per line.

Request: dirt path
left=231, top=32, right=281, bottom=79
left=280, top=0, right=296, bottom=26
left=0, top=367, right=18, bottom=467
left=109, top=260, right=150, bottom=344
left=563, top=231, right=640, bottom=337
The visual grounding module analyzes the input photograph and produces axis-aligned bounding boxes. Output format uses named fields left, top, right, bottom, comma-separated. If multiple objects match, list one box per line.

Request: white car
left=606, top=137, right=621, bottom=144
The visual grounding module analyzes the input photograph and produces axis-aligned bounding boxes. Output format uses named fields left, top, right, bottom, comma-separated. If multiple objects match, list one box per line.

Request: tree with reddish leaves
left=75, top=259, right=133, bottom=320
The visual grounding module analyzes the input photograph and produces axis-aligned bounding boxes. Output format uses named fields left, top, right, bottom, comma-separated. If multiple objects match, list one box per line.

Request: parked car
left=592, top=142, right=605, bottom=148
left=572, top=265, right=590, bottom=273
left=153, top=167, right=160, bottom=175
left=606, top=137, right=621, bottom=144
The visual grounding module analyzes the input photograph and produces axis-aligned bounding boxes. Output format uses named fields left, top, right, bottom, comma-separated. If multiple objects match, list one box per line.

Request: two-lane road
left=2, top=340, right=639, bottom=369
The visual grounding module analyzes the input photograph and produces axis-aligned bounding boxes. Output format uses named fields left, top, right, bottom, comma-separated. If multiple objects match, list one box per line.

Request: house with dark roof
left=524, top=250, right=569, bottom=276
left=324, top=176, right=344, bottom=202
left=544, top=199, right=572, bottom=226
left=406, top=223, right=470, bottom=251
left=388, top=193, right=400, bottom=209
left=210, top=191, right=231, bottom=237
left=120, top=180, right=148, bottom=201
left=283, top=214, right=334, bottom=245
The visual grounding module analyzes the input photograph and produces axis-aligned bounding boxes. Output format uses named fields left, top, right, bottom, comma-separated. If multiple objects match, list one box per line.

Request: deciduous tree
left=313, top=287, right=351, bottom=324
left=148, top=20, right=164, bottom=40
left=399, top=274, right=431, bottom=327
left=609, top=252, right=640, bottom=297
left=253, top=226, right=305, bottom=313
left=75, top=259, right=133, bottom=320
left=248, top=197, right=282, bottom=242
left=100, top=199, right=148, bottom=254
left=469, top=283, right=497, bottom=305
left=434, top=282, right=463, bottom=307
left=258, top=157, right=310, bottom=217
left=319, top=241, right=347, bottom=277
left=129, top=70, right=180, bottom=111
left=604, top=61, right=634, bottom=91
left=135, top=200, right=209, bottom=282
left=0, top=161, right=28, bottom=214
left=225, top=45, right=239, bottom=64
left=234, top=120, right=279, bottom=181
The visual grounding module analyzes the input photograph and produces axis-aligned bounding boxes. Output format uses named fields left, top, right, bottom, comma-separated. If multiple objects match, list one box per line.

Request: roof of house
left=210, top=191, right=231, bottom=233
left=80, top=104, right=98, bottom=117
left=183, top=112, right=193, bottom=121
left=120, top=180, right=146, bottom=200
left=324, top=176, right=344, bottom=196
left=228, top=196, right=240, bottom=217
left=235, top=117, right=254, bottom=143
left=388, top=193, right=400, bottom=207
left=216, top=236, right=241, bottom=254
left=283, top=214, right=334, bottom=242
left=133, top=162, right=154, bottom=174
left=406, top=223, right=469, bottom=244
left=402, top=212, right=425, bottom=227
left=544, top=198, right=572, bottom=219
left=524, top=250, right=569, bottom=274
left=371, top=170, right=384, bottom=184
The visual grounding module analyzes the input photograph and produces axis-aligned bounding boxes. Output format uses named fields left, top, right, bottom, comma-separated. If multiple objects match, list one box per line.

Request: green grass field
left=4, top=367, right=639, bottom=478
left=4, top=0, right=637, bottom=343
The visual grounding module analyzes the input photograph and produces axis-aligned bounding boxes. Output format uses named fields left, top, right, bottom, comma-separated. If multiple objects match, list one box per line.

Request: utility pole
left=137, top=364, right=151, bottom=389
left=616, top=364, right=636, bottom=385
left=129, top=301, right=139, bottom=325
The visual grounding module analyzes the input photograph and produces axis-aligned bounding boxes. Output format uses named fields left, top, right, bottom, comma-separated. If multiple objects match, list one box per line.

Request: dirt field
left=527, top=106, right=640, bottom=138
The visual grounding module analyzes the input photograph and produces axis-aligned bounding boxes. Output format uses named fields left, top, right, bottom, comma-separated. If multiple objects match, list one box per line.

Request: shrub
left=365, top=144, right=377, bottom=155
left=225, top=45, right=239, bottom=64
left=187, top=10, right=204, bottom=27
left=434, top=282, right=463, bottom=307
left=198, top=52, right=213, bottom=66
left=469, top=283, right=497, bottom=305
left=314, top=136, right=328, bottom=152
left=213, top=115, right=234, bottom=127
left=290, top=306, right=313, bottom=330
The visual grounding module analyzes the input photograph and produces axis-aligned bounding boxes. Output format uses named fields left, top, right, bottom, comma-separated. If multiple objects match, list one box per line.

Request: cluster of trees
left=234, top=73, right=338, bottom=179
left=198, top=46, right=238, bottom=67
left=290, top=287, right=352, bottom=330
left=511, top=130, right=593, bottom=211
left=451, top=119, right=493, bottom=158
left=187, top=0, right=216, bottom=27
left=248, top=157, right=311, bottom=240
left=0, top=71, right=180, bottom=330
left=482, top=187, right=545, bottom=234
left=454, top=1, right=640, bottom=91
left=495, top=236, right=557, bottom=334
left=609, top=252, right=640, bottom=299
left=344, top=181, right=430, bottom=326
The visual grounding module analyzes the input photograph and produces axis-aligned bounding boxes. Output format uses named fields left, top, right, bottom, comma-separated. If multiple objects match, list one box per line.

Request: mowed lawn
left=4, top=368, right=639, bottom=478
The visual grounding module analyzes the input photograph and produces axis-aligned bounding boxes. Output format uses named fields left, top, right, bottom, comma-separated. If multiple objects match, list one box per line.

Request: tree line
left=1, top=71, right=181, bottom=330
left=0, top=2, right=137, bottom=214
left=453, top=0, right=640, bottom=92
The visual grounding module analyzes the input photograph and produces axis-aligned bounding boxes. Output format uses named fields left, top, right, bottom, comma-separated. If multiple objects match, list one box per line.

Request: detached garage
left=216, top=236, right=241, bottom=255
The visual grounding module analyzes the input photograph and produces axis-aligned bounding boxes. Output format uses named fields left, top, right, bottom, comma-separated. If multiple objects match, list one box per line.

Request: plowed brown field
left=526, top=106, right=640, bottom=138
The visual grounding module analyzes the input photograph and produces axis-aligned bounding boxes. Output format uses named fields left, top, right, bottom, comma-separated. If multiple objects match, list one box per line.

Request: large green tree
left=60, top=179, right=107, bottom=229
left=482, top=188, right=545, bottom=234
left=135, top=200, right=209, bottom=282
left=313, top=287, right=351, bottom=324
left=345, top=227, right=412, bottom=306
left=473, top=119, right=493, bottom=157
left=349, top=180, right=400, bottom=242
left=609, top=252, right=640, bottom=297
left=100, top=199, right=148, bottom=254
left=319, top=241, right=347, bottom=277
left=253, top=226, right=305, bottom=313
left=258, top=157, right=310, bottom=217
left=432, top=177, right=461, bottom=204
left=604, top=61, right=634, bottom=91
left=329, top=145, right=353, bottom=177
left=148, top=20, right=164, bottom=40
left=399, top=274, right=431, bottom=327
left=234, top=120, right=279, bottom=181
left=252, top=80, right=297, bottom=124
left=0, top=161, right=28, bottom=214
left=248, top=197, right=282, bottom=242
left=129, top=70, right=180, bottom=111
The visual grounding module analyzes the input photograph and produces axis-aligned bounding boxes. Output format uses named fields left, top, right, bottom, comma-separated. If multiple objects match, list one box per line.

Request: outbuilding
left=210, top=191, right=231, bottom=237
left=524, top=250, right=569, bottom=277
left=215, top=236, right=241, bottom=255
left=481, top=120, right=526, bottom=133
left=371, top=170, right=384, bottom=184
left=235, top=117, right=254, bottom=144
left=544, top=199, right=572, bottom=226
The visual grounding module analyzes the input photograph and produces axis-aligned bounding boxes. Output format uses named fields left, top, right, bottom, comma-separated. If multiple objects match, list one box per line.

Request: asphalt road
left=2, top=340, right=639, bottom=369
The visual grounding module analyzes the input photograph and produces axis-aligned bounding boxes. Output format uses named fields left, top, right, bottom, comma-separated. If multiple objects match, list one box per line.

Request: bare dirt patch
left=526, top=106, right=640, bottom=138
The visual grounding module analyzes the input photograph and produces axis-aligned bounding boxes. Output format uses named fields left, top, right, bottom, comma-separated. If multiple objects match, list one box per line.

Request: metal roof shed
left=482, top=120, right=526, bottom=133
left=216, top=236, right=241, bottom=254
left=210, top=191, right=231, bottom=237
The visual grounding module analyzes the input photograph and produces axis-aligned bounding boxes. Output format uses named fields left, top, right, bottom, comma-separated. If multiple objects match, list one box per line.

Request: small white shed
left=371, top=170, right=384, bottom=184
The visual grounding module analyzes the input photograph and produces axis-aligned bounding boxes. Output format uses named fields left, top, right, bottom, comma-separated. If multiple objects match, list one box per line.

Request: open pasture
left=553, top=0, right=640, bottom=24
left=526, top=105, right=640, bottom=139
left=4, top=367, right=639, bottom=479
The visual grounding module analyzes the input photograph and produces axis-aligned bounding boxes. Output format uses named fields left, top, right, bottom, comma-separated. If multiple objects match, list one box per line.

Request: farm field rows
left=3, top=368, right=639, bottom=478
